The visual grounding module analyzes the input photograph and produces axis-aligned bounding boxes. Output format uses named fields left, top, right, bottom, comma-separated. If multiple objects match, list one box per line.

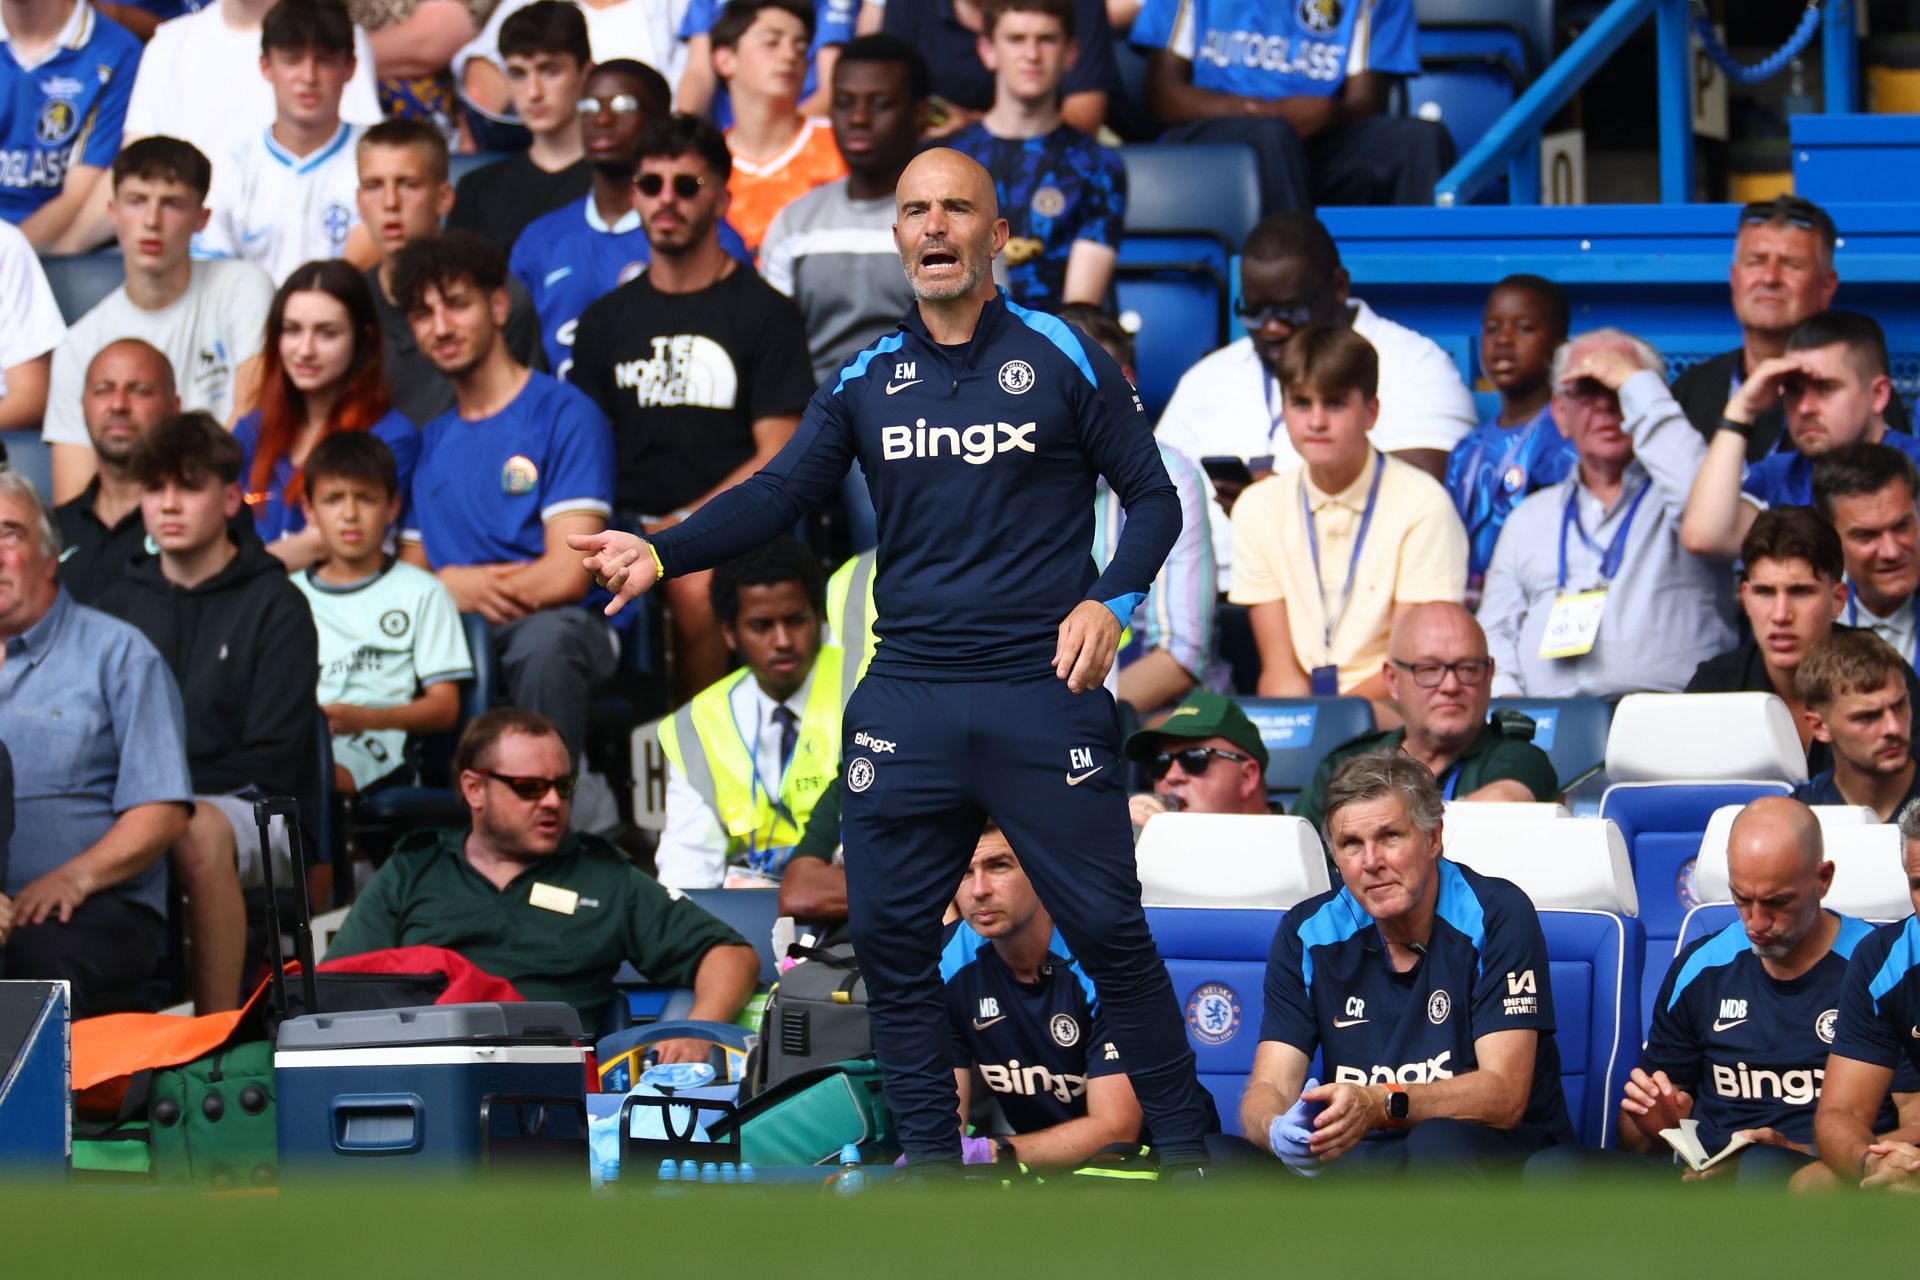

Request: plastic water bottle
left=658, top=1159, right=679, bottom=1183
left=740, top=1162, right=757, bottom=1184
left=679, top=1159, right=699, bottom=1182
left=700, top=1162, right=720, bottom=1184
left=831, top=1143, right=866, bottom=1197
left=719, top=1163, right=738, bottom=1184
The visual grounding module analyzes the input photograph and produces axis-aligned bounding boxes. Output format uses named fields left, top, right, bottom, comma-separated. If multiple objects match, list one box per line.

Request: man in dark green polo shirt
left=329, top=708, right=760, bottom=1056
left=1123, top=692, right=1274, bottom=830
left=1293, top=603, right=1559, bottom=832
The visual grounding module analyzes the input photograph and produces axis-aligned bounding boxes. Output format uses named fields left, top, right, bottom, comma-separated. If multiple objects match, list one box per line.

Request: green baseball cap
left=1124, top=691, right=1271, bottom=772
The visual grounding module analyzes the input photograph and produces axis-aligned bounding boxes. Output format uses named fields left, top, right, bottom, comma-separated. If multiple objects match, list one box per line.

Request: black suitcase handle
left=253, top=795, right=318, bottom=1021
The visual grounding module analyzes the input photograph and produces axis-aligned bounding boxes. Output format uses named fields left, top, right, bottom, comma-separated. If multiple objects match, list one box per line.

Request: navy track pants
left=840, top=671, right=1214, bottom=1164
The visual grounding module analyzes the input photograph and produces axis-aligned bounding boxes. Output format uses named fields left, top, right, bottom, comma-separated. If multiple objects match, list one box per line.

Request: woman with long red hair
left=234, top=259, right=420, bottom=568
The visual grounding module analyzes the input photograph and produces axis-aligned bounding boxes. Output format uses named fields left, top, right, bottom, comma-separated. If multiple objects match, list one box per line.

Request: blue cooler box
left=276, top=1002, right=586, bottom=1175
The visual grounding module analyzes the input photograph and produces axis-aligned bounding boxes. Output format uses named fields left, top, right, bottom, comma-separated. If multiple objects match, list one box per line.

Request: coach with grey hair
left=1480, top=327, right=1736, bottom=698
left=1241, top=752, right=1576, bottom=1175
left=0, top=470, right=192, bottom=1012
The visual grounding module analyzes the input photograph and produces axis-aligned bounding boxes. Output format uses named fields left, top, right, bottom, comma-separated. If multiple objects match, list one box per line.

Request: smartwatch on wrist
left=1382, top=1083, right=1410, bottom=1129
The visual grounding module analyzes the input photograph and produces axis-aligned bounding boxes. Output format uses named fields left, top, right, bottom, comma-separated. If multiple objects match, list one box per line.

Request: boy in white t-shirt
left=42, top=137, right=275, bottom=503
left=293, top=431, right=473, bottom=796
left=196, top=0, right=378, bottom=282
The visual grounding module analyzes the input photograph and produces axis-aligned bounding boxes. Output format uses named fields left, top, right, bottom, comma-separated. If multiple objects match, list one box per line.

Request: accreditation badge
left=1538, top=588, right=1608, bottom=660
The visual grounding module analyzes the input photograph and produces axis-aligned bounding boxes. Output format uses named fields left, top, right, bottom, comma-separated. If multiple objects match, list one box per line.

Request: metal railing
left=1435, top=0, right=1859, bottom=207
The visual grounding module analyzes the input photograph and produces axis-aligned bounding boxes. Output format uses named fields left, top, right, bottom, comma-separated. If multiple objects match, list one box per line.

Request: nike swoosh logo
left=1332, top=1017, right=1368, bottom=1028
left=1065, top=767, right=1103, bottom=786
left=971, top=1016, right=1006, bottom=1030
left=885, top=378, right=922, bottom=395
left=1711, top=1018, right=1748, bottom=1033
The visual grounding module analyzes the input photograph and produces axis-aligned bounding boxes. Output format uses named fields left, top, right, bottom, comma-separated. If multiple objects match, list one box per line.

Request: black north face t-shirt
left=568, top=265, right=815, bottom=515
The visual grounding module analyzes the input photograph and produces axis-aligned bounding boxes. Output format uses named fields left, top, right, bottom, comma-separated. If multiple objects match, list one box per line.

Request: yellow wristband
left=649, top=540, right=666, bottom=583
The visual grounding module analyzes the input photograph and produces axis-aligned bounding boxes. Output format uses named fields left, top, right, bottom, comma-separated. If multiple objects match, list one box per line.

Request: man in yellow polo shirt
left=1228, top=326, right=1469, bottom=710
left=656, top=536, right=844, bottom=888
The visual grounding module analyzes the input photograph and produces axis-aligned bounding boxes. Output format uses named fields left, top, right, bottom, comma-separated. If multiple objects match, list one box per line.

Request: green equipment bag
left=711, top=1058, right=893, bottom=1166
left=145, top=1040, right=277, bottom=1189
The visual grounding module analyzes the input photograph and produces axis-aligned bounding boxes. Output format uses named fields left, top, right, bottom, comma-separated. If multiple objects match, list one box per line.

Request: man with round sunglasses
left=509, top=61, right=751, bottom=381
left=568, top=112, right=816, bottom=700
left=329, top=707, right=760, bottom=1049
left=1124, top=692, right=1273, bottom=829
left=1292, top=603, right=1558, bottom=833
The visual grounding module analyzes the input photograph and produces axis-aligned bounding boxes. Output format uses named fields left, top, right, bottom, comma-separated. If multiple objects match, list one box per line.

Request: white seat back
left=1604, top=693, right=1808, bottom=784
left=1695, top=821, right=1914, bottom=921
left=1442, top=802, right=1573, bottom=824
left=1135, top=813, right=1331, bottom=909
left=1696, top=803, right=1875, bottom=880
left=1443, top=817, right=1638, bottom=914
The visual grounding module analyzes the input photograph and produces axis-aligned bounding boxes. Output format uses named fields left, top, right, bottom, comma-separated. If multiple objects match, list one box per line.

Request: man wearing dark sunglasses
left=569, top=113, right=816, bottom=700
left=1123, top=691, right=1273, bottom=829
left=1156, top=211, right=1476, bottom=591
left=329, top=707, right=761, bottom=1053
left=509, top=61, right=751, bottom=382
left=1668, top=195, right=1907, bottom=461
left=1291, top=603, right=1557, bottom=833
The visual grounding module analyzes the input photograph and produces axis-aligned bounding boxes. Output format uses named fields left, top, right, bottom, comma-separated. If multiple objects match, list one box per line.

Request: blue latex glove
left=1267, top=1078, right=1324, bottom=1176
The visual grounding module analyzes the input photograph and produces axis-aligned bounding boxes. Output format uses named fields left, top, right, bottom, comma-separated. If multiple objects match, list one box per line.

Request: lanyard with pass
left=1540, top=480, right=1651, bottom=660
left=1301, top=456, right=1383, bottom=692
left=727, top=675, right=799, bottom=874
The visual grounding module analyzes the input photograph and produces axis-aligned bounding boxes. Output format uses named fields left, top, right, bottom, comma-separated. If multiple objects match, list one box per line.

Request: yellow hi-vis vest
left=657, top=648, right=845, bottom=873
left=824, top=550, right=877, bottom=700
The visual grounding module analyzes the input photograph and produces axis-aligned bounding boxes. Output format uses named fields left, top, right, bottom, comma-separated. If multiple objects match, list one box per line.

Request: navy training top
left=1645, top=912, right=1911, bottom=1155
left=651, top=290, right=1180, bottom=680
left=1261, top=858, right=1577, bottom=1146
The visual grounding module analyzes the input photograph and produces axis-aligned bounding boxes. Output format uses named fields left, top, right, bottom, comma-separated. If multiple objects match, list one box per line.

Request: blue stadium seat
left=1541, top=909, right=1643, bottom=1147
left=0, top=429, right=53, bottom=503
left=1117, top=143, right=1262, bottom=274
left=1233, top=696, right=1376, bottom=808
left=1115, top=269, right=1224, bottom=420
left=611, top=888, right=782, bottom=1029
left=1444, top=815, right=1642, bottom=1146
left=1488, top=696, right=1615, bottom=791
left=40, top=251, right=124, bottom=324
left=1405, top=58, right=1521, bottom=176
left=1412, top=0, right=1554, bottom=72
left=1136, top=812, right=1330, bottom=1134
left=1602, top=782, right=1790, bottom=1026
left=684, top=887, right=782, bottom=984
left=1599, top=692, right=1807, bottom=1024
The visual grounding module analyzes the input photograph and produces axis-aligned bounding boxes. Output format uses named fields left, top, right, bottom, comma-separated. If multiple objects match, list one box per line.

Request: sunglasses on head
left=1148, top=746, right=1252, bottom=780
left=633, top=172, right=707, bottom=199
left=480, top=770, right=578, bottom=801
left=1738, top=197, right=1831, bottom=236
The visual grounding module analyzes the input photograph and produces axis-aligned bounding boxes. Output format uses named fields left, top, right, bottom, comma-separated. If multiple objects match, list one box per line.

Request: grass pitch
left=3, top=1175, right=1914, bottom=1278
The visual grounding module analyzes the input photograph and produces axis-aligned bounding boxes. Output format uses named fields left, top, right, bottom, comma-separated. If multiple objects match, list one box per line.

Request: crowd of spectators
left=5, top=0, right=1920, bottom=1184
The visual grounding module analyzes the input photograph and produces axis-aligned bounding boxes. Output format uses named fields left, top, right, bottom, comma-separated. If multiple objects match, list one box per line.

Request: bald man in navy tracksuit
left=573, top=149, right=1215, bottom=1172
